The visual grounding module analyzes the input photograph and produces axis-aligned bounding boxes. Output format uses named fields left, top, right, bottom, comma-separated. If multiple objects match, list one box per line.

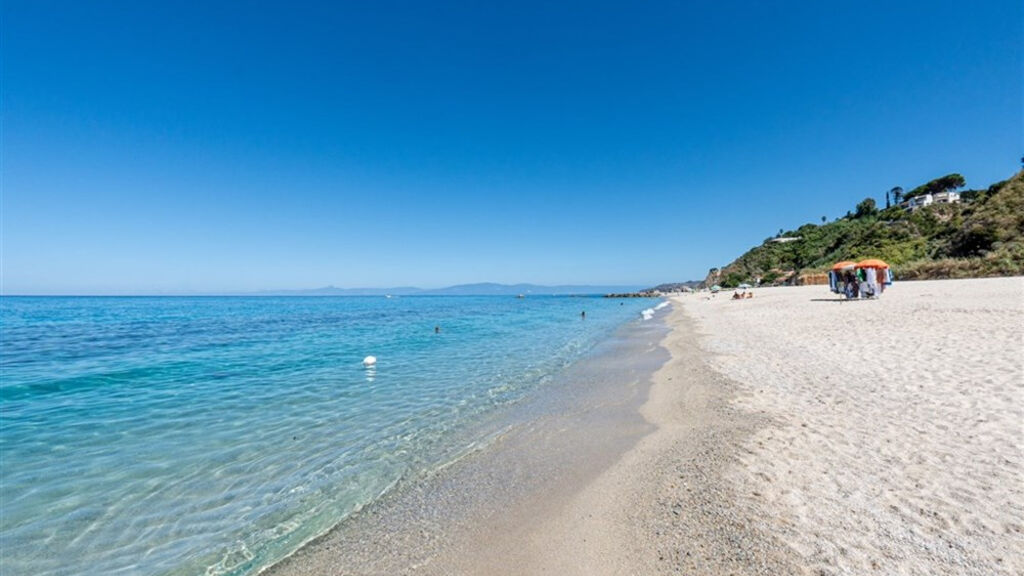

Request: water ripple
left=0, top=295, right=653, bottom=576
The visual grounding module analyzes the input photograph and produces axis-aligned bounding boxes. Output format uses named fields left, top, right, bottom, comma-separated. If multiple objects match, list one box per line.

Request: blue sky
left=2, top=1, right=1020, bottom=294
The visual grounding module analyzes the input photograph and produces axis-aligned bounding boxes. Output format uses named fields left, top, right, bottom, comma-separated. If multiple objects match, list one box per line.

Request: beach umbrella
left=831, top=260, right=857, bottom=270
left=856, top=258, right=889, bottom=269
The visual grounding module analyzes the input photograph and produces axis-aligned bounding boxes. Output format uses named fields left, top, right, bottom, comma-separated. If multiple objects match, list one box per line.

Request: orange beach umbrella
left=856, top=258, right=889, bottom=269
left=831, top=260, right=857, bottom=271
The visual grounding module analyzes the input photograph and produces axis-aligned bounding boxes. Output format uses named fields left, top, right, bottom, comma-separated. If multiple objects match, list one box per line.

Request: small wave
left=640, top=301, right=670, bottom=320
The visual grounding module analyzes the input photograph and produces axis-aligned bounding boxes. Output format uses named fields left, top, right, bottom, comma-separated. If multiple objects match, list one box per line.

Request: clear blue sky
left=2, top=1, right=1020, bottom=294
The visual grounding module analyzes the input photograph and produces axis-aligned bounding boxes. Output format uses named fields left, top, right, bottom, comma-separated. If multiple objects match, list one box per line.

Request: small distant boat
left=516, top=294, right=525, bottom=299
left=385, top=295, right=393, bottom=299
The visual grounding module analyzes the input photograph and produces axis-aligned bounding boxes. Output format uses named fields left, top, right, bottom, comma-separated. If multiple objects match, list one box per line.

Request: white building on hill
left=903, top=191, right=961, bottom=210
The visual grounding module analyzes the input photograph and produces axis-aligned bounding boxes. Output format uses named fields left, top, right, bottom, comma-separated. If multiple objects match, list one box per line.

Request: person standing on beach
left=843, top=272, right=856, bottom=299
left=857, top=268, right=869, bottom=299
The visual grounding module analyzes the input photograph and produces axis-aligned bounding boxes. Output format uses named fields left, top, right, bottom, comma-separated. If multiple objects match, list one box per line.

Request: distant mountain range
left=644, top=281, right=704, bottom=293
left=255, top=282, right=644, bottom=296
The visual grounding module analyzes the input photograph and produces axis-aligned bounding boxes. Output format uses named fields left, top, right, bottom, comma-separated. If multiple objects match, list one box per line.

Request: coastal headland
left=269, top=277, right=1022, bottom=575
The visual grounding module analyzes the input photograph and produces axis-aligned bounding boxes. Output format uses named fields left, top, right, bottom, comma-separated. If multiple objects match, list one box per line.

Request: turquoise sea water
left=0, top=295, right=655, bottom=576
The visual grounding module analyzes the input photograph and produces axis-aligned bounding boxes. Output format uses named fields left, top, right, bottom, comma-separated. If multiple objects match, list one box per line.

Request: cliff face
left=711, top=170, right=1024, bottom=287
left=701, top=269, right=722, bottom=288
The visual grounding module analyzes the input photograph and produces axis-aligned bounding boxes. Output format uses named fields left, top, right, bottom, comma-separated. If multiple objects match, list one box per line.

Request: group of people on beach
left=831, top=267, right=892, bottom=299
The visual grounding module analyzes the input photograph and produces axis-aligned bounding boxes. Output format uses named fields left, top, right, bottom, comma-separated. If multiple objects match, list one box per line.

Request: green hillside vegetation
left=711, top=170, right=1024, bottom=287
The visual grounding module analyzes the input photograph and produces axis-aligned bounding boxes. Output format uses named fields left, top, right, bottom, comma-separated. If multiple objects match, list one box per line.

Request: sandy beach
left=675, top=277, right=1024, bottom=575
left=269, top=277, right=1022, bottom=575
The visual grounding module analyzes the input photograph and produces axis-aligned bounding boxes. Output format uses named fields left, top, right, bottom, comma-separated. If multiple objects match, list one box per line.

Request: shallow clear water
left=0, top=295, right=653, bottom=576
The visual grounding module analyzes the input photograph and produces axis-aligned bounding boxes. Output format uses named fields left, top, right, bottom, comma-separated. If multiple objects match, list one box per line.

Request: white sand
left=677, top=277, right=1024, bottom=575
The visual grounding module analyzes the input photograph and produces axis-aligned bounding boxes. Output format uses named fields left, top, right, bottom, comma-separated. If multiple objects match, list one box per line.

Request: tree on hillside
left=937, top=174, right=966, bottom=192
left=891, top=186, right=904, bottom=205
left=855, top=197, right=877, bottom=218
left=908, top=174, right=966, bottom=198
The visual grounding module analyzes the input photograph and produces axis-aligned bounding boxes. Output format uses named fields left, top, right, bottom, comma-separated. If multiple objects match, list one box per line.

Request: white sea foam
left=641, top=301, right=669, bottom=320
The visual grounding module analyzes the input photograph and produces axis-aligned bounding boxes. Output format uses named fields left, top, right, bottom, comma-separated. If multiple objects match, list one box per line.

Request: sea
left=0, top=295, right=659, bottom=576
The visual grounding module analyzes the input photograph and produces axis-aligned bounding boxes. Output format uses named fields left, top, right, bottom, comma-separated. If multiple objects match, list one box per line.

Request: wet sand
left=264, top=308, right=683, bottom=575
left=442, top=303, right=800, bottom=575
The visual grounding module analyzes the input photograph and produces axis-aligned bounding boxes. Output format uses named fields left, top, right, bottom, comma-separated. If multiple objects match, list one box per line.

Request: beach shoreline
left=430, top=303, right=800, bottom=576
left=266, top=299, right=800, bottom=575
left=267, top=277, right=1023, bottom=575
left=264, top=304, right=676, bottom=575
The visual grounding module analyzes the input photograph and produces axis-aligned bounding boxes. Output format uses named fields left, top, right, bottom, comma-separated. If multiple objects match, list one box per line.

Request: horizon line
left=0, top=281, right=655, bottom=297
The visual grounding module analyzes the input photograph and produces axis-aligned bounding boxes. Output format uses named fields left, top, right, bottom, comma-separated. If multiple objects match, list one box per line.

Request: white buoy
left=362, top=356, right=377, bottom=367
